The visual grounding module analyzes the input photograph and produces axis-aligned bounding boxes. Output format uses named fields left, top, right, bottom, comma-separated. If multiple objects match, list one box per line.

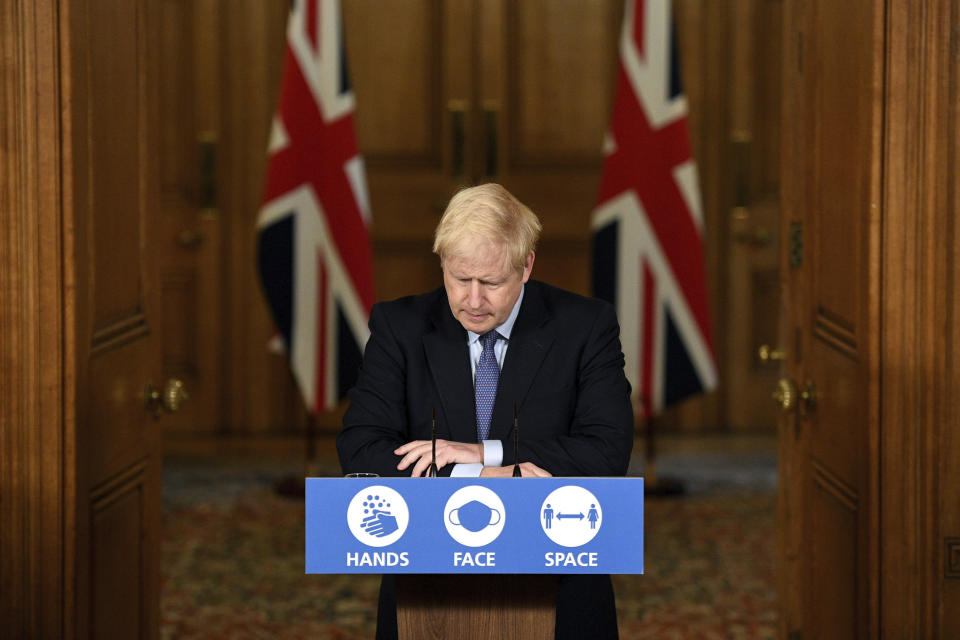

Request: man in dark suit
left=337, top=183, right=634, bottom=639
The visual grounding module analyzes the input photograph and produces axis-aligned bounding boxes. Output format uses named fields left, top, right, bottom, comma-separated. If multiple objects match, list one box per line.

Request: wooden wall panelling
left=157, top=0, right=226, bottom=436
left=475, top=0, right=501, bottom=185
left=221, top=0, right=307, bottom=434
left=755, top=0, right=783, bottom=198
left=725, top=0, right=756, bottom=438
left=0, top=1, right=68, bottom=637
left=663, top=0, right=730, bottom=431
left=723, top=0, right=782, bottom=431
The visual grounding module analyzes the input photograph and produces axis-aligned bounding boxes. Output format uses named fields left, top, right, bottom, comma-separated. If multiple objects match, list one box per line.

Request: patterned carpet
left=161, top=454, right=777, bottom=639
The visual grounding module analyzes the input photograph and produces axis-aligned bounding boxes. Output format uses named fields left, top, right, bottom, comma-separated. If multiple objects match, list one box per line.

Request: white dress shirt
left=450, top=286, right=525, bottom=477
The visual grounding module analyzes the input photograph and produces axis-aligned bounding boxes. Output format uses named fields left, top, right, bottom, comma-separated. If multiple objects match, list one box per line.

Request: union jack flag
left=591, top=0, right=717, bottom=417
left=257, top=0, right=374, bottom=413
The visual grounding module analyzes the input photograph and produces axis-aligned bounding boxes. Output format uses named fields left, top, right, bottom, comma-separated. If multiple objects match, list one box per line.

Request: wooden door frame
left=0, top=1, right=74, bottom=638
left=879, top=0, right=957, bottom=636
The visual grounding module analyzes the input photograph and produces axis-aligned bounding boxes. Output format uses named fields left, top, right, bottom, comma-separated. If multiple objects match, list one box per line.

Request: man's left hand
left=394, top=439, right=483, bottom=477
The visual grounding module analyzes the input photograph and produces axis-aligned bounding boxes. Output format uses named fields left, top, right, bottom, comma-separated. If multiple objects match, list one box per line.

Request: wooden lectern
left=305, top=477, right=644, bottom=638
left=396, top=574, right=557, bottom=639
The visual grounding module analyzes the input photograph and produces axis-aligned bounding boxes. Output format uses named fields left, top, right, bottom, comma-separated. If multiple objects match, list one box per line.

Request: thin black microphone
left=512, top=403, right=522, bottom=477
left=428, top=407, right=439, bottom=477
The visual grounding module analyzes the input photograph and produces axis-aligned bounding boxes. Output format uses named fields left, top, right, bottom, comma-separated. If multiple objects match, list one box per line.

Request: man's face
left=442, top=237, right=534, bottom=335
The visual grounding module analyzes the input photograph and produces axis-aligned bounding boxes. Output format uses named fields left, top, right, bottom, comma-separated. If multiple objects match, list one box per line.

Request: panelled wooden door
left=478, top=0, right=622, bottom=295
left=779, top=0, right=883, bottom=637
left=65, top=0, right=164, bottom=637
left=343, top=0, right=621, bottom=302
left=342, top=0, right=469, bottom=302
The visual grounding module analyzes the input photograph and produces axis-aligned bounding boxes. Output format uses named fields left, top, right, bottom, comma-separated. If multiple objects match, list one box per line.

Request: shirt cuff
left=450, top=463, right=484, bottom=477
left=483, top=440, right=503, bottom=467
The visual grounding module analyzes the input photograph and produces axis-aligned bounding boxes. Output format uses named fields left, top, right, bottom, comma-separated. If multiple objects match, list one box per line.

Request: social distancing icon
left=539, top=485, right=602, bottom=547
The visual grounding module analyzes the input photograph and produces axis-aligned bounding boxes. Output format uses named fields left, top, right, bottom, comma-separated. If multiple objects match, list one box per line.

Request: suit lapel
left=490, top=282, right=554, bottom=441
left=422, top=293, right=476, bottom=443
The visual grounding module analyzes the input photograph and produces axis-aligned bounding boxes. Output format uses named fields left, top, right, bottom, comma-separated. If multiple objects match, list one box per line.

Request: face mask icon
left=448, top=500, right=501, bottom=532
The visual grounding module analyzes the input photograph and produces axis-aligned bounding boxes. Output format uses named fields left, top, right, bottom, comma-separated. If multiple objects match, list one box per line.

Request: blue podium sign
left=305, top=477, right=643, bottom=574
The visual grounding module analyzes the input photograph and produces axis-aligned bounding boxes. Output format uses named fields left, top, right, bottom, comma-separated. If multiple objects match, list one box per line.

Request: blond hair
left=433, top=183, right=542, bottom=272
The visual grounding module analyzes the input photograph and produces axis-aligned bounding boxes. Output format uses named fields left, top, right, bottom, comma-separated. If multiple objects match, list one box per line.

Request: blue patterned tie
left=475, top=331, right=501, bottom=442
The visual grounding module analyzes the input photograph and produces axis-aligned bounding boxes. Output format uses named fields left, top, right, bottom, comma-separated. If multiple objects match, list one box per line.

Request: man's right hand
left=394, top=439, right=483, bottom=477
left=480, top=462, right=552, bottom=478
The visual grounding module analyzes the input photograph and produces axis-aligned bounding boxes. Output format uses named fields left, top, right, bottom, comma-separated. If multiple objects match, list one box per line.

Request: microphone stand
left=428, top=407, right=439, bottom=477
left=512, top=403, right=522, bottom=477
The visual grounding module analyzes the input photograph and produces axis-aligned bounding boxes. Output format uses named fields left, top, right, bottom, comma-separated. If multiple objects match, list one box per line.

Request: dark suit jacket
left=337, top=279, right=634, bottom=477
left=336, top=280, right=632, bottom=640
